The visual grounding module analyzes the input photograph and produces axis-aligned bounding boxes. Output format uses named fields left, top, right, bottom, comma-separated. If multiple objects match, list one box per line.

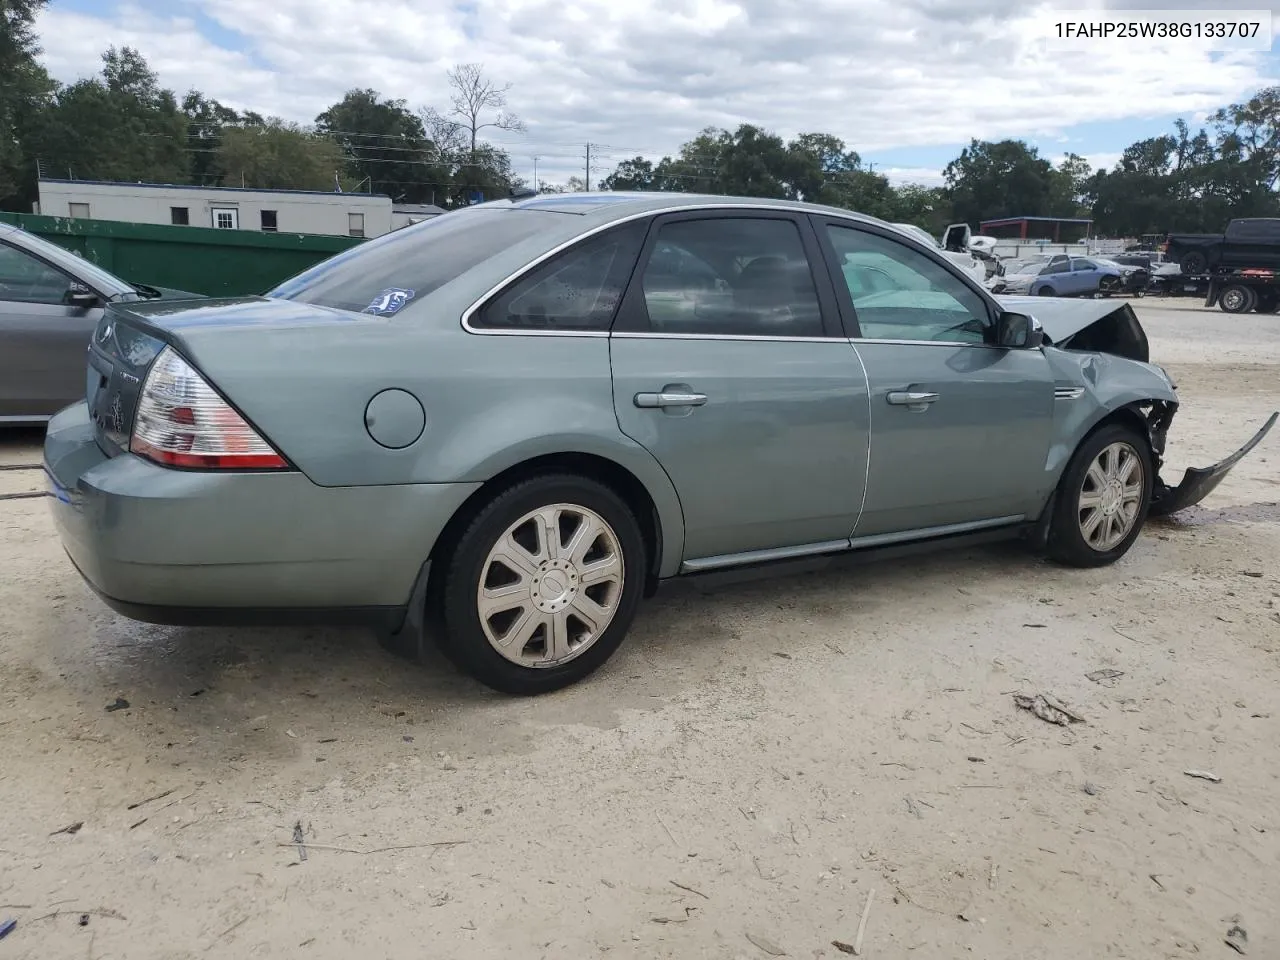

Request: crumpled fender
left=1151, top=412, right=1278, bottom=516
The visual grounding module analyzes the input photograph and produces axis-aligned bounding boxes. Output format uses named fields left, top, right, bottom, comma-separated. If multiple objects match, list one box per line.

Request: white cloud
left=33, top=0, right=1280, bottom=185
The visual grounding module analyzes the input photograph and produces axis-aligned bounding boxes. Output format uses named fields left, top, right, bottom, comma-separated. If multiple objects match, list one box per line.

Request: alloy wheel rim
left=477, top=503, right=625, bottom=668
left=1078, top=442, right=1144, bottom=551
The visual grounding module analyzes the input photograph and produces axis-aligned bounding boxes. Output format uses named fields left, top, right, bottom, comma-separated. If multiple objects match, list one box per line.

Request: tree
left=183, top=91, right=244, bottom=185
left=601, top=157, right=655, bottom=191
left=316, top=89, right=444, bottom=202
left=29, top=47, right=188, bottom=186
left=1047, top=152, right=1093, bottom=216
left=0, top=0, right=56, bottom=208
left=425, top=63, right=525, bottom=159
left=944, top=139, right=1056, bottom=224
left=214, top=120, right=350, bottom=191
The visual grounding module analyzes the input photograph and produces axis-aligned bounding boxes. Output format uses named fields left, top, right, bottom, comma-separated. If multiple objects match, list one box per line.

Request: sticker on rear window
left=363, top=287, right=415, bottom=315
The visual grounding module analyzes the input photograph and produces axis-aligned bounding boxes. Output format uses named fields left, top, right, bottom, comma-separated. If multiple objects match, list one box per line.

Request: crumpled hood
left=995, top=295, right=1134, bottom=344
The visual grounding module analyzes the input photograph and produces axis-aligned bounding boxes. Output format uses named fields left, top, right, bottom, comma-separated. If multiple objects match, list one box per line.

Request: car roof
left=492, top=190, right=888, bottom=228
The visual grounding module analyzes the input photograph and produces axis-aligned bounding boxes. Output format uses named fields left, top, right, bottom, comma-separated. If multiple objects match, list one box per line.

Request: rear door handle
left=634, top=391, right=708, bottom=408
left=886, top=390, right=939, bottom=407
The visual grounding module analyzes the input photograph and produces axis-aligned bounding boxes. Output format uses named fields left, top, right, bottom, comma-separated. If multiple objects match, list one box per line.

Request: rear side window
left=474, top=222, right=644, bottom=331
left=271, top=208, right=557, bottom=316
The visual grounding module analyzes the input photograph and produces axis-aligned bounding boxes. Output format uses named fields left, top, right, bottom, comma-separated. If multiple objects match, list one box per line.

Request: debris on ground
left=1225, top=920, right=1248, bottom=954
left=745, top=931, right=787, bottom=955
left=904, top=796, right=923, bottom=819
left=1013, top=693, right=1085, bottom=726
left=292, top=820, right=308, bottom=862
left=1085, top=669, right=1125, bottom=683
left=78, top=914, right=89, bottom=926
left=1083, top=782, right=1099, bottom=796
left=853, top=888, right=875, bottom=955
left=832, top=940, right=856, bottom=955
left=104, top=698, right=130, bottom=712
left=0, top=918, right=15, bottom=940
left=1241, top=570, right=1263, bottom=578
left=1183, top=770, right=1222, bottom=783
left=49, top=821, right=83, bottom=836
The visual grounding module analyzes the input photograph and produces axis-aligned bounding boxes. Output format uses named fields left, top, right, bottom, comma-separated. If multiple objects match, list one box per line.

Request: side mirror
left=67, top=289, right=100, bottom=309
left=996, top=311, right=1044, bottom=349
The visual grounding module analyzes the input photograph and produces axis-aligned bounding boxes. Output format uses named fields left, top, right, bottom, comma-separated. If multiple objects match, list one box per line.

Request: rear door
left=0, top=239, right=103, bottom=420
left=609, top=211, right=869, bottom=565
left=814, top=217, right=1055, bottom=539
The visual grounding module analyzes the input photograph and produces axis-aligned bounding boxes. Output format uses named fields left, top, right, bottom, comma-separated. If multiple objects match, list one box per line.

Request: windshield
left=1004, top=259, right=1047, bottom=276
left=7, top=228, right=135, bottom=297
left=270, top=207, right=560, bottom=315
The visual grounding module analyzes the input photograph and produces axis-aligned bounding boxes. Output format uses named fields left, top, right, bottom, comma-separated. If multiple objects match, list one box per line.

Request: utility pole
left=585, top=143, right=591, bottom=191
left=532, top=156, right=539, bottom=192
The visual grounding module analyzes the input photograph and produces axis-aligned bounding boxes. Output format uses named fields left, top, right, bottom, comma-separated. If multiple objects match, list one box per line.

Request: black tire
left=1046, top=423, right=1154, bottom=568
left=1133, top=287, right=1147, bottom=298
left=1179, top=251, right=1208, bottom=275
left=1255, top=289, right=1279, bottom=314
left=1219, top=284, right=1257, bottom=314
left=1037, top=286, right=1055, bottom=297
left=433, top=474, right=646, bottom=695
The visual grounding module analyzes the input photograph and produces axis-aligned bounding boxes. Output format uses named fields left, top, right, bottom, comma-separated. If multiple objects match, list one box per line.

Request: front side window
left=475, top=223, right=644, bottom=331
left=1041, top=261, right=1070, bottom=275
left=1071, top=259, right=1096, bottom=272
left=0, top=243, right=75, bottom=305
left=825, top=224, right=990, bottom=343
left=638, top=217, right=823, bottom=337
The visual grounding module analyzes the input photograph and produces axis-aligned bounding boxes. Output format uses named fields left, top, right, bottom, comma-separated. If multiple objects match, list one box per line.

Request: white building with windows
left=35, top=179, right=394, bottom=238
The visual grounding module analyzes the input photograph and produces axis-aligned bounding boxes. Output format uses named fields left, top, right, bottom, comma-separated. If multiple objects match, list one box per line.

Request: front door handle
left=887, top=390, right=939, bottom=407
left=634, top=391, right=708, bottom=408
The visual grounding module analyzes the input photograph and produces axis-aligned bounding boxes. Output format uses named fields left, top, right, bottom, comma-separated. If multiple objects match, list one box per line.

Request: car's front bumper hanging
left=1149, top=411, right=1278, bottom=517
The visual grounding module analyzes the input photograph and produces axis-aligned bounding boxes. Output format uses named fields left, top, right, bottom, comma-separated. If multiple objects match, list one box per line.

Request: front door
left=610, top=212, right=869, bottom=564
left=815, top=219, right=1055, bottom=539
left=0, top=240, right=102, bottom=420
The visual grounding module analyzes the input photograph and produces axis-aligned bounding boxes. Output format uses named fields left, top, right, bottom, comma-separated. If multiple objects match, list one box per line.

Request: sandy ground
left=1, top=297, right=1277, bottom=960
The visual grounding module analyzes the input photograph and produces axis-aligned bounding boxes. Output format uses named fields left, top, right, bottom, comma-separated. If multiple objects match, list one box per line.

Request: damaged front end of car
left=997, top=295, right=1278, bottom=517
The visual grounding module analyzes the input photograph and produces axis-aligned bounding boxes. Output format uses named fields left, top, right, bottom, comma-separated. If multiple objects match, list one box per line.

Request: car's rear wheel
left=434, top=474, right=646, bottom=694
left=1037, top=286, right=1056, bottom=297
left=1046, top=423, right=1153, bottom=568
left=1179, top=251, right=1208, bottom=275
left=1219, top=284, right=1257, bottom=314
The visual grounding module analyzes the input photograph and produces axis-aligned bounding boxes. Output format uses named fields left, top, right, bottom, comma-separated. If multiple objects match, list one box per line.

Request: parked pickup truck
left=1166, top=218, right=1280, bottom=275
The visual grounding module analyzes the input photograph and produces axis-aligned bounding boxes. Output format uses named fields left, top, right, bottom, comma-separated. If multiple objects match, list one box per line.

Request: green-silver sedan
left=43, top=193, right=1276, bottom=694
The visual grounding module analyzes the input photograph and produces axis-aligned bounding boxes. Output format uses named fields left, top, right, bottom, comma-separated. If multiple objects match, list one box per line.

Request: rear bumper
left=44, top=402, right=481, bottom=623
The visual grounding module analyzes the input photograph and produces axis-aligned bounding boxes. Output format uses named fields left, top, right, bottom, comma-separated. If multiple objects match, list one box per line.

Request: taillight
left=130, top=347, right=287, bottom=470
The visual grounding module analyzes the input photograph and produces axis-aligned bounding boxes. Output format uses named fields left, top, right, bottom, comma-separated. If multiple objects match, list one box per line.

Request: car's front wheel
left=1046, top=423, right=1153, bottom=568
left=435, top=475, right=646, bottom=694
left=1037, top=286, right=1056, bottom=297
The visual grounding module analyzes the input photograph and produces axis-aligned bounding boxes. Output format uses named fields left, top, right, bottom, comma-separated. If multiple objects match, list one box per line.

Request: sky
left=32, top=0, right=1280, bottom=189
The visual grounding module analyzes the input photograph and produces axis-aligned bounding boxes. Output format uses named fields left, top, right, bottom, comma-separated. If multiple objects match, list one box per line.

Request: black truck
left=1165, top=218, right=1280, bottom=275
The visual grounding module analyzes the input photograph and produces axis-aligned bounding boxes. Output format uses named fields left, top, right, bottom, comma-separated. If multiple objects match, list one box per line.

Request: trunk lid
left=86, top=296, right=374, bottom=456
